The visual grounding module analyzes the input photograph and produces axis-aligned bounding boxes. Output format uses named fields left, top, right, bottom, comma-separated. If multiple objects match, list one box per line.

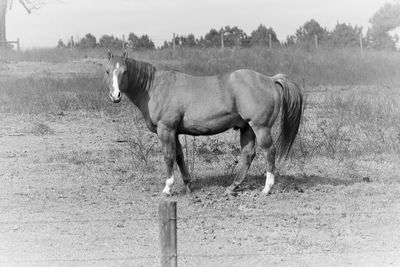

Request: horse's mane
left=126, top=58, right=156, bottom=92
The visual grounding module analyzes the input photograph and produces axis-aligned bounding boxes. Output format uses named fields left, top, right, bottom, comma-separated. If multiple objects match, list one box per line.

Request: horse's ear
left=107, top=49, right=113, bottom=61
left=122, top=49, right=128, bottom=59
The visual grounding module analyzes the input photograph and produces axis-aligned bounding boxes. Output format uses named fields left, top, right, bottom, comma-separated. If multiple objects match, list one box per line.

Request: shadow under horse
left=104, top=50, right=303, bottom=196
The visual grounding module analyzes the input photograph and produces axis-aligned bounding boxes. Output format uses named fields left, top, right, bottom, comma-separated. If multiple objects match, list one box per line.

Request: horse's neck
left=125, top=61, right=152, bottom=107
left=125, top=69, right=155, bottom=131
left=126, top=84, right=150, bottom=116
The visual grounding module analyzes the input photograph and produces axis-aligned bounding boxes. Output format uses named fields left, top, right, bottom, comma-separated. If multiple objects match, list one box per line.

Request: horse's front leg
left=157, top=123, right=176, bottom=196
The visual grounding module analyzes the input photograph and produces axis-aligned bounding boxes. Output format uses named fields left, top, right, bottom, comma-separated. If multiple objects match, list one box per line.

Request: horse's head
left=104, top=50, right=129, bottom=103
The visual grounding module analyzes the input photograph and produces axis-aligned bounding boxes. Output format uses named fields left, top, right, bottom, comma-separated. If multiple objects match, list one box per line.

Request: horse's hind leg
left=252, top=125, right=276, bottom=194
left=157, top=123, right=176, bottom=196
left=175, top=136, right=192, bottom=194
left=226, top=124, right=256, bottom=194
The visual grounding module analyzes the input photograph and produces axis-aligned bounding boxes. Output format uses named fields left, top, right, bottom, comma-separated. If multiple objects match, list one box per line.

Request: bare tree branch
left=17, top=0, right=45, bottom=14
left=18, top=0, right=31, bottom=13
left=8, top=0, right=14, bottom=11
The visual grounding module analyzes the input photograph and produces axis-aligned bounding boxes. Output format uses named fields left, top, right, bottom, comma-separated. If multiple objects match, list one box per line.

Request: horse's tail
left=272, top=74, right=303, bottom=159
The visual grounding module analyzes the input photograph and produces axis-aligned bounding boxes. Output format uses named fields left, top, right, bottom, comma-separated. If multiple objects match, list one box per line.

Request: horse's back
left=150, top=69, right=281, bottom=133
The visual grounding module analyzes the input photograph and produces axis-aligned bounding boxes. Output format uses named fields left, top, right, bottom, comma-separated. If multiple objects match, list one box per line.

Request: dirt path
left=0, top=112, right=399, bottom=266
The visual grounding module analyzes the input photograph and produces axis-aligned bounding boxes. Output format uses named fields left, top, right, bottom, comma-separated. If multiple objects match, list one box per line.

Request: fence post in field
left=70, top=36, right=74, bottom=49
left=122, top=34, right=125, bottom=50
left=314, top=34, right=318, bottom=49
left=269, top=33, right=272, bottom=50
left=173, top=33, right=176, bottom=51
left=159, top=200, right=177, bottom=267
left=359, top=34, right=363, bottom=52
left=221, top=32, right=224, bottom=50
left=16, top=38, right=20, bottom=52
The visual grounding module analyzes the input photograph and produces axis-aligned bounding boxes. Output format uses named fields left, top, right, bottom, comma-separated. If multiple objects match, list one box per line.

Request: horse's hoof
left=184, top=182, right=192, bottom=194
left=185, top=186, right=192, bottom=194
left=262, top=185, right=272, bottom=195
left=162, top=188, right=172, bottom=197
left=224, top=186, right=238, bottom=196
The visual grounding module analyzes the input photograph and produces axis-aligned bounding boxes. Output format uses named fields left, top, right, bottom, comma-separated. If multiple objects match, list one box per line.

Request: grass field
left=1, top=47, right=400, bottom=265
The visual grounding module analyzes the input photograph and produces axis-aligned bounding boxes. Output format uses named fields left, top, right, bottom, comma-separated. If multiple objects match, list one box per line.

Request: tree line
left=57, top=2, right=400, bottom=51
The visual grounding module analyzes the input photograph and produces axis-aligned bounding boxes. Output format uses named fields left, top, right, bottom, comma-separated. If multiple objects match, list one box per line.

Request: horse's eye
left=106, top=70, right=110, bottom=75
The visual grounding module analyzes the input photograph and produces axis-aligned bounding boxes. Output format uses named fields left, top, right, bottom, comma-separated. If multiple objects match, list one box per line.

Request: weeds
left=291, top=87, right=400, bottom=161
left=116, top=115, right=157, bottom=168
left=118, top=130, right=155, bottom=166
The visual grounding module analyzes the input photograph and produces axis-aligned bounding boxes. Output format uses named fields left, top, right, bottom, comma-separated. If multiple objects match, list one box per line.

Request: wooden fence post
left=122, top=34, right=125, bottom=50
left=359, top=34, right=363, bottom=52
left=70, top=36, right=74, bottom=49
left=221, top=32, right=224, bottom=50
left=314, top=34, right=318, bottom=49
left=172, top=33, right=176, bottom=51
left=17, top=38, right=20, bottom=52
left=269, top=33, right=272, bottom=50
left=159, top=200, right=177, bottom=267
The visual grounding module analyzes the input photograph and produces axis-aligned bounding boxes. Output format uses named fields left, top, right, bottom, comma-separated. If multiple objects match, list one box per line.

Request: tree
left=138, top=34, right=155, bottom=50
left=199, top=26, right=250, bottom=48
left=283, top=35, right=296, bottom=46
left=200, top=28, right=220, bottom=48
left=177, top=33, right=197, bottom=48
left=0, top=0, right=43, bottom=47
left=367, top=2, right=400, bottom=50
left=77, top=33, right=97, bottom=48
left=128, top=32, right=155, bottom=50
left=328, top=22, right=363, bottom=47
left=370, top=2, right=400, bottom=34
left=366, top=27, right=398, bottom=50
left=294, top=19, right=327, bottom=45
left=250, top=24, right=279, bottom=47
left=98, top=35, right=124, bottom=49
left=127, top=32, right=139, bottom=48
left=160, top=40, right=171, bottom=49
left=57, top=38, right=66, bottom=48
left=221, top=26, right=250, bottom=48
left=0, top=0, right=7, bottom=46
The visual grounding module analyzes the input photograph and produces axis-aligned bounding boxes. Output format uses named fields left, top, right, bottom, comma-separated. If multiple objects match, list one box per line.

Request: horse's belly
left=178, top=113, right=246, bottom=135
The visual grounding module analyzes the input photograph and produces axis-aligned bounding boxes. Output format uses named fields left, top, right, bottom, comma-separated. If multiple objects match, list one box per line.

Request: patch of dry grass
left=2, top=46, right=400, bottom=85
left=0, top=74, right=112, bottom=115
left=292, top=86, right=400, bottom=161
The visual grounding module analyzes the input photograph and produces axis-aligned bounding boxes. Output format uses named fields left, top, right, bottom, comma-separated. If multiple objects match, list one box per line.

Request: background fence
left=0, top=38, right=20, bottom=51
left=0, top=200, right=399, bottom=266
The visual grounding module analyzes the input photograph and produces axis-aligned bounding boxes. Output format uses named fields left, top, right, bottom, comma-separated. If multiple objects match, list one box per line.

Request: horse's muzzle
left=109, top=93, right=121, bottom=103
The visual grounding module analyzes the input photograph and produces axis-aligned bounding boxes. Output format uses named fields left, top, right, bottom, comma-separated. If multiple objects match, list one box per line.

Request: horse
left=104, top=50, right=303, bottom=196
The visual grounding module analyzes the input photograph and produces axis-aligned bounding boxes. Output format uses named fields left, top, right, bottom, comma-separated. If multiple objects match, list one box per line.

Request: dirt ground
left=0, top=60, right=400, bottom=266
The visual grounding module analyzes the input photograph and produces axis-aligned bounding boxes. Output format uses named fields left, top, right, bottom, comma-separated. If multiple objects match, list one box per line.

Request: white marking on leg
left=262, top=172, right=275, bottom=194
left=162, top=175, right=175, bottom=195
left=111, top=69, right=120, bottom=99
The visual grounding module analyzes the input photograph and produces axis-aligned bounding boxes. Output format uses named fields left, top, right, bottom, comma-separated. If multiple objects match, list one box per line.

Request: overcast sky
left=6, top=0, right=396, bottom=48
